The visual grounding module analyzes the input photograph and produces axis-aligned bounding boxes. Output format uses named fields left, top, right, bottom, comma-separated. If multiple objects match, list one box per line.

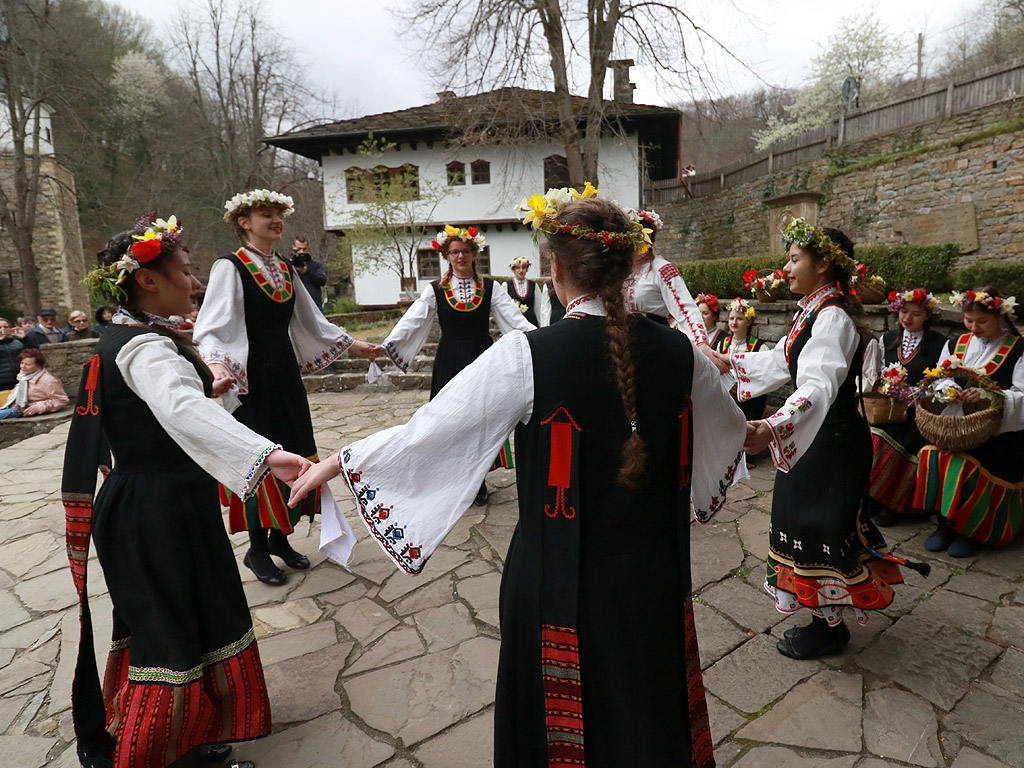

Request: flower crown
left=223, top=189, right=295, bottom=222
left=888, top=288, right=938, bottom=314
left=520, top=183, right=652, bottom=255
left=636, top=209, right=664, bottom=231
left=695, top=293, right=719, bottom=313
left=782, top=217, right=857, bottom=277
left=728, top=297, right=756, bottom=320
left=509, top=256, right=531, bottom=270
left=432, top=224, right=486, bottom=251
left=82, top=213, right=184, bottom=304
left=949, top=290, right=1018, bottom=315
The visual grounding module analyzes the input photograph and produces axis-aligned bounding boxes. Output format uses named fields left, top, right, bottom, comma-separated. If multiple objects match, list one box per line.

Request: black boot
left=776, top=616, right=850, bottom=660
left=924, top=519, right=955, bottom=552
left=268, top=528, right=310, bottom=569
left=244, top=528, right=286, bottom=585
left=474, top=482, right=489, bottom=506
left=199, top=744, right=232, bottom=763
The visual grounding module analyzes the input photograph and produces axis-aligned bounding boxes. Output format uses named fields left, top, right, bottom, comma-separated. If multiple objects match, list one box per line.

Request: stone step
left=330, top=355, right=433, bottom=373
left=302, top=371, right=432, bottom=393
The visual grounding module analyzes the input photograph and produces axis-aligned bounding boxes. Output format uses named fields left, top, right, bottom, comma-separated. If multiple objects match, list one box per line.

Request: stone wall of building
left=657, top=98, right=1024, bottom=268
left=0, top=157, right=88, bottom=318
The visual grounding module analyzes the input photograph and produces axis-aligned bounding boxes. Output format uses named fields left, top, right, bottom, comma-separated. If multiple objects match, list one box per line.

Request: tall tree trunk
left=581, top=0, right=621, bottom=185
left=536, top=0, right=586, bottom=187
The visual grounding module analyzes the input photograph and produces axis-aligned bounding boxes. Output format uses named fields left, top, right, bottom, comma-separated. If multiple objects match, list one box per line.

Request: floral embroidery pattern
left=776, top=423, right=794, bottom=439
left=793, top=396, right=812, bottom=412
left=340, top=450, right=428, bottom=574
left=693, top=449, right=744, bottom=523
left=300, top=336, right=355, bottom=375
left=383, top=340, right=410, bottom=373
left=784, top=284, right=839, bottom=363
left=203, top=350, right=249, bottom=394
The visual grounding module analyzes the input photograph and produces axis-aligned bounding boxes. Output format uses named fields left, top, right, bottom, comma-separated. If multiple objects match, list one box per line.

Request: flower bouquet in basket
left=862, top=363, right=916, bottom=425
left=743, top=268, right=786, bottom=302
left=915, top=357, right=1005, bottom=452
left=850, top=263, right=886, bottom=303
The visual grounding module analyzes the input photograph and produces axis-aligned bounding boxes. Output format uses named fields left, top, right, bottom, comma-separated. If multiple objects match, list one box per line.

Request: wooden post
left=720, top=172, right=725, bottom=190
left=837, top=114, right=845, bottom=146
left=767, top=150, right=774, bottom=173
left=945, top=81, right=955, bottom=119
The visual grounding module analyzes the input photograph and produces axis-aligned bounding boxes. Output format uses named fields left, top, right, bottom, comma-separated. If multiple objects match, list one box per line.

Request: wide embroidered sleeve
left=733, top=336, right=792, bottom=401
left=999, top=350, right=1024, bottom=433
left=762, top=307, right=859, bottom=472
left=656, top=261, right=709, bottom=346
left=288, top=276, right=356, bottom=374
left=491, top=282, right=537, bottom=333
left=116, top=333, right=279, bottom=499
left=193, top=259, right=249, bottom=407
left=325, top=332, right=534, bottom=574
left=690, top=348, right=748, bottom=523
left=382, top=284, right=437, bottom=373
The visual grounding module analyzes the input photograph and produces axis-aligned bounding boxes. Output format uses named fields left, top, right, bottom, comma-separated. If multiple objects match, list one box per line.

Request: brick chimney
left=608, top=59, right=635, bottom=103
left=436, top=90, right=456, bottom=101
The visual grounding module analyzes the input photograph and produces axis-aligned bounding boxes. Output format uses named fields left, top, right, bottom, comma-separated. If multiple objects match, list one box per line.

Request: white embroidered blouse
left=319, top=297, right=748, bottom=573
left=111, top=314, right=278, bottom=500
left=731, top=285, right=859, bottom=472
left=621, top=255, right=709, bottom=347
left=194, top=246, right=356, bottom=413
left=935, top=333, right=1024, bottom=433
left=382, top=276, right=536, bottom=373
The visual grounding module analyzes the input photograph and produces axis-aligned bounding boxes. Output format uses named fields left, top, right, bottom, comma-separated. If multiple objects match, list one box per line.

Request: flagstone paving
left=1, top=390, right=1023, bottom=767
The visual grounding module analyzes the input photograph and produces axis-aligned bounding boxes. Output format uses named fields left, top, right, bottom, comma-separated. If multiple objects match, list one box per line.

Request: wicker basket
left=856, top=280, right=887, bottom=304
left=915, top=398, right=1004, bottom=452
left=861, top=393, right=908, bottom=425
left=754, top=287, right=777, bottom=303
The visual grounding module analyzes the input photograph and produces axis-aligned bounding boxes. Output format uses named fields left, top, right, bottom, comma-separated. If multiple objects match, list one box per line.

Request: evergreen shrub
left=952, top=261, right=1024, bottom=298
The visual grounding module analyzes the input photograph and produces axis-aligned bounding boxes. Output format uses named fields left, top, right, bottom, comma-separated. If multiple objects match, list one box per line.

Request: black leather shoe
left=199, top=744, right=232, bottom=763
left=783, top=621, right=812, bottom=641
left=227, top=761, right=255, bottom=768
left=473, top=483, right=489, bottom=506
left=268, top=544, right=310, bottom=570
left=776, top=623, right=850, bottom=660
left=243, top=551, right=287, bottom=586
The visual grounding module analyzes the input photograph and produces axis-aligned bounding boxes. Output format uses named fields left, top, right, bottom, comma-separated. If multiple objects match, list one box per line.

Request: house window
left=345, top=164, right=420, bottom=203
left=544, top=155, right=570, bottom=190
left=417, top=248, right=441, bottom=279
left=476, top=245, right=491, bottom=275
left=446, top=161, right=466, bottom=186
left=471, top=159, right=490, bottom=185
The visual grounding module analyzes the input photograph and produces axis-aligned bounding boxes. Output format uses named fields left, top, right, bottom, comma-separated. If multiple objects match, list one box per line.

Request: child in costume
left=696, top=293, right=725, bottom=350
left=505, top=255, right=540, bottom=326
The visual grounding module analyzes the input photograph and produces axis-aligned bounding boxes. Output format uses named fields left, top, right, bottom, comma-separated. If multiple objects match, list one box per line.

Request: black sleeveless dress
left=494, top=314, right=713, bottom=768
left=916, top=333, right=1024, bottom=546
left=766, top=297, right=904, bottom=620
left=430, top=277, right=495, bottom=397
left=64, top=325, right=270, bottom=767
left=867, top=328, right=947, bottom=516
left=547, top=287, right=565, bottom=324
left=505, top=278, right=539, bottom=327
left=216, top=249, right=320, bottom=533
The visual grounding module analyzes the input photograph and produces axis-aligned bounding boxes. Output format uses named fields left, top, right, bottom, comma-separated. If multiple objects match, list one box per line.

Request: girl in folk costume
left=915, top=288, right=1024, bottom=558
left=290, top=190, right=747, bottom=768
left=194, top=190, right=375, bottom=586
left=380, top=224, right=535, bottom=504
left=717, top=298, right=766, bottom=468
left=865, top=290, right=947, bottom=526
left=622, top=208, right=729, bottom=373
left=733, top=219, right=920, bottom=660
left=64, top=215, right=312, bottom=768
left=696, top=293, right=726, bottom=350
left=506, top=255, right=541, bottom=326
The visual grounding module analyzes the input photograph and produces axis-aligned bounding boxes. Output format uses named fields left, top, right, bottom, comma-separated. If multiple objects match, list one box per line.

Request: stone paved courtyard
left=1, top=390, right=1023, bottom=767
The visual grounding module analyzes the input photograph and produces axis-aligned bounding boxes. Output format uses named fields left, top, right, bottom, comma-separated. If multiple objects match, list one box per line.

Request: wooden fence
left=648, top=60, right=1024, bottom=204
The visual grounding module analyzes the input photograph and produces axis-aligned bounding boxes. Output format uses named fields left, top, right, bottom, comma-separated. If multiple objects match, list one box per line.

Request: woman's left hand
left=700, top=343, right=730, bottom=374
left=266, top=449, right=313, bottom=485
left=288, top=455, right=342, bottom=507
left=958, top=387, right=986, bottom=403
left=744, top=420, right=772, bottom=455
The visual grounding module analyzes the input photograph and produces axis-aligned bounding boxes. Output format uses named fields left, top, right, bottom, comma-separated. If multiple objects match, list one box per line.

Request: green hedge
left=677, top=254, right=788, bottom=299
left=952, top=261, right=1024, bottom=298
left=676, top=243, right=962, bottom=297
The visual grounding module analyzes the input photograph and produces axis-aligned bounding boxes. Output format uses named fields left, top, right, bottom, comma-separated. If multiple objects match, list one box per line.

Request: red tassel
left=77, top=355, right=100, bottom=416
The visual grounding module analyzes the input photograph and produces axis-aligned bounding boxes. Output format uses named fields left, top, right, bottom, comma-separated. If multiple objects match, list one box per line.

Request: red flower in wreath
left=912, top=289, right=927, bottom=304
left=856, top=263, right=868, bottom=278
left=431, top=239, right=441, bottom=250
left=466, top=226, right=478, bottom=237
left=130, top=238, right=163, bottom=263
left=888, top=291, right=898, bottom=302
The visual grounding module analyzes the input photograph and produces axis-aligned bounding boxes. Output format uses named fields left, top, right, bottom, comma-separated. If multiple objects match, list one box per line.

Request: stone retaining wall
left=658, top=99, right=1024, bottom=268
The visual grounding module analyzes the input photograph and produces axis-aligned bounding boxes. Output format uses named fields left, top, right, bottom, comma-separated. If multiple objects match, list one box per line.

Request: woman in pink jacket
left=0, top=348, right=69, bottom=419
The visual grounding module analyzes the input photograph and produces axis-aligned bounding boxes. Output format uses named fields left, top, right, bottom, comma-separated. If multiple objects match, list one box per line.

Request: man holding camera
left=290, top=237, right=327, bottom=312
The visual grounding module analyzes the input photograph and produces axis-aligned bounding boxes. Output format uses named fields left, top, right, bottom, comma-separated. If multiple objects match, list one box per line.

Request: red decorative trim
left=657, top=264, right=707, bottom=345
left=235, top=248, right=293, bottom=303
left=442, top=278, right=484, bottom=312
left=684, top=592, right=715, bottom=768
left=541, top=623, right=585, bottom=767
left=679, top=396, right=692, bottom=489
left=953, top=332, right=1018, bottom=375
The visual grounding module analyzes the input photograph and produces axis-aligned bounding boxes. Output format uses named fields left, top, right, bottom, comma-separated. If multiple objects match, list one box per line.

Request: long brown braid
left=541, top=197, right=648, bottom=488
left=440, top=239, right=480, bottom=287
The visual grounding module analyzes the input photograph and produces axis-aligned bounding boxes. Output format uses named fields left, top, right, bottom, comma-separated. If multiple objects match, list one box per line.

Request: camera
left=289, top=249, right=311, bottom=267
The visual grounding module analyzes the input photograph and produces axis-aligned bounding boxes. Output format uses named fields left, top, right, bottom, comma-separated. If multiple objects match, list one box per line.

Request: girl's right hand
left=288, top=454, right=342, bottom=507
left=208, top=362, right=236, bottom=396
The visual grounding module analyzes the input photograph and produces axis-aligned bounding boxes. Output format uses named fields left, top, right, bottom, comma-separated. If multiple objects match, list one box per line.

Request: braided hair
left=540, top=197, right=647, bottom=489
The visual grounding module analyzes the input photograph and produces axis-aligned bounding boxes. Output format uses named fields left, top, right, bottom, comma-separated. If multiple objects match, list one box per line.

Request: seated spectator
left=0, top=317, right=26, bottom=397
left=67, top=310, right=99, bottom=340
left=0, top=348, right=70, bottom=420
left=93, top=305, right=114, bottom=336
left=23, top=308, right=68, bottom=347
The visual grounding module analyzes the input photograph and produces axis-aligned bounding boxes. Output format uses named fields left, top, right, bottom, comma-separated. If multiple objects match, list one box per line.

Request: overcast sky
left=115, top=0, right=984, bottom=118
